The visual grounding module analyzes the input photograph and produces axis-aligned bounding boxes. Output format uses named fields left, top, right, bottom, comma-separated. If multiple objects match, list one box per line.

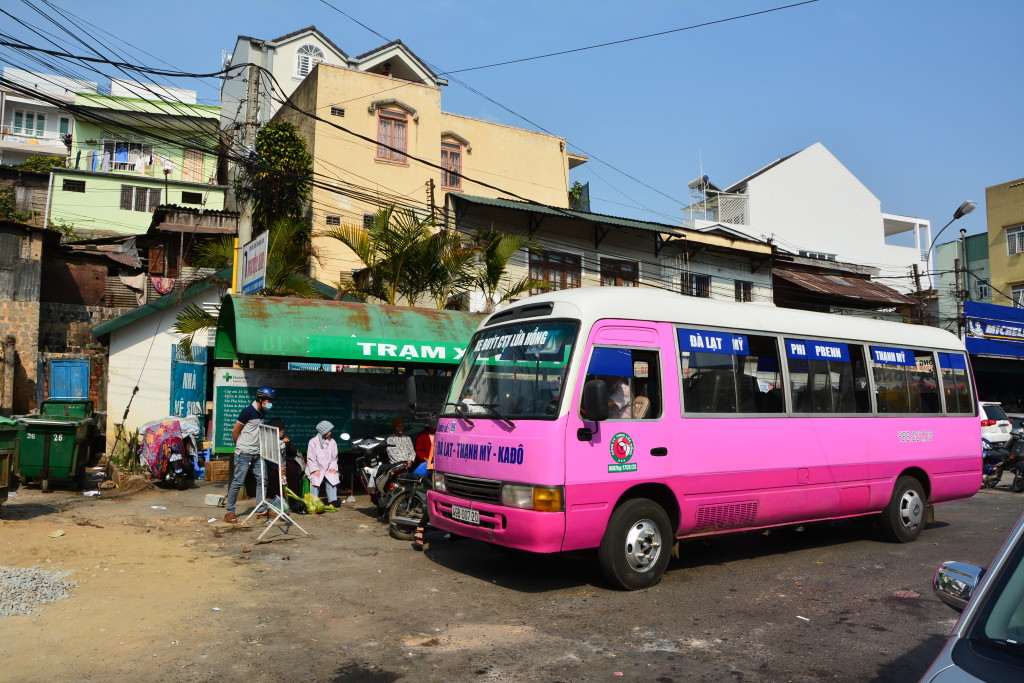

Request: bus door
left=562, top=323, right=673, bottom=551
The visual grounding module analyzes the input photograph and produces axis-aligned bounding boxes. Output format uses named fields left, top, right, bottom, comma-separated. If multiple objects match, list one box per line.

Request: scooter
left=382, top=469, right=431, bottom=541
left=982, top=434, right=1024, bottom=492
left=156, top=434, right=197, bottom=491
left=351, top=436, right=411, bottom=514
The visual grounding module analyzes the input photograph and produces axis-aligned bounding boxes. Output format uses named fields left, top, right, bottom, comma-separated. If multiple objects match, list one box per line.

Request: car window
left=985, top=404, right=1009, bottom=421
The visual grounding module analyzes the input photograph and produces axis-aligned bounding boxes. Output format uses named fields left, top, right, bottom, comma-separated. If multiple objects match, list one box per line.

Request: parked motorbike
left=351, top=436, right=411, bottom=515
left=382, top=471, right=431, bottom=541
left=983, top=434, right=1024, bottom=492
left=156, top=434, right=197, bottom=490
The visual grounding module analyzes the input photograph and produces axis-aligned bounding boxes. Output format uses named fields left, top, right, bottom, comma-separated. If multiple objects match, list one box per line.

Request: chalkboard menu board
left=214, top=384, right=351, bottom=454
left=212, top=368, right=452, bottom=454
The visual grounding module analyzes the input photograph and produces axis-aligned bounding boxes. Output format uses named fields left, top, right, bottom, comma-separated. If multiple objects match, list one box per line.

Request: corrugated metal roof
left=773, top=268, right=915, bottom=306
left=214, top=295, right=483, bottom=365
left=449, top=194, right=772, bottom=252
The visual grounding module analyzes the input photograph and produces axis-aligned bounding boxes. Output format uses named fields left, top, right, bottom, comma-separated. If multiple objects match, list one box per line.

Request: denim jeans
left=225, top=451, right=265, bottom=513
left=310, top=480, right=338, bottom=503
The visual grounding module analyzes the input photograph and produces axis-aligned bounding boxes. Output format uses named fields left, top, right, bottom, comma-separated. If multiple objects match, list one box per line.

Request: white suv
left=980, top=401, right=1012, bottom=446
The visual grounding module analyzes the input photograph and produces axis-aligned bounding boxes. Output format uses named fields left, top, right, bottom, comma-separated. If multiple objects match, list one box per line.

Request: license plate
left=452, top=504, right=480, bottom=525
left=1001, top=425, right=1010, bottom=432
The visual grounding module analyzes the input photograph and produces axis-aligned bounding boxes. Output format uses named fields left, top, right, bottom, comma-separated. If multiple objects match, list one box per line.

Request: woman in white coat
left=306, top=420, right=340, bottom=507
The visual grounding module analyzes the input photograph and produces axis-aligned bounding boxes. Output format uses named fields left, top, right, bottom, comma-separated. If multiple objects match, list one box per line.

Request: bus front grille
left=444, top=474, right=502, bottom=504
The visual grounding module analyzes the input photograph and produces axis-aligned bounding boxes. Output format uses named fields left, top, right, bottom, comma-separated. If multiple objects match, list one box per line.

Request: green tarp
left=214, top=295, right=483, bottom=366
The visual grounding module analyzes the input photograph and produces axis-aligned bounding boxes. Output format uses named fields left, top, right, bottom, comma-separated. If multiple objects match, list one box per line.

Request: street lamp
left=927, top=200, right=977, bottom=273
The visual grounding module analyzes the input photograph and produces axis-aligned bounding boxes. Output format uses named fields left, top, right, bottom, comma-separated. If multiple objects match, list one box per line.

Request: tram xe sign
left=240, top=231, right=269, bottom=295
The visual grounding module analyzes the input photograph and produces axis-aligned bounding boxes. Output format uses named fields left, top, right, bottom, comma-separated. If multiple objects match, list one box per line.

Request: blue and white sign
left=871, top=346, right=916, bottom=367
left=171, top=345, right=208, bottom=418
left=786, top=339, right=851, bottom=362
left=240, top=231, right=269, bottom=295
left=964, top=300, right=1024, bottom=358
left=677, top=328, right=748, bottom=355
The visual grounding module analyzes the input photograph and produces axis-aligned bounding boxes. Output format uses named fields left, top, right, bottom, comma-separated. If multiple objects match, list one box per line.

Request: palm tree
left=324, top=206, right=446, bottom=306
left=471, top=227, right=549, bottom=313
left=173, top=216, right=321, bottom=358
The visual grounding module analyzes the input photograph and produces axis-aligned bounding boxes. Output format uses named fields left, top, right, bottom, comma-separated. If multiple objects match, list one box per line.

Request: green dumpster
left=40, top=399, right=94, bottom=419
left=0, top=417, right=20, bottom=516
left=18, top=416, right=93, bottom=492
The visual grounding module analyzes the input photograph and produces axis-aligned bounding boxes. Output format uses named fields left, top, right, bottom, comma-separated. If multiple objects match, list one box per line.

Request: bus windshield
left=442, top=321, right=578, bottom=420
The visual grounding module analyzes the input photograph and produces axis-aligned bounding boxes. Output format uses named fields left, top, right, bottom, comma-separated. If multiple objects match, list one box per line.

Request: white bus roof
left=487, top=287, right=965, bottom=352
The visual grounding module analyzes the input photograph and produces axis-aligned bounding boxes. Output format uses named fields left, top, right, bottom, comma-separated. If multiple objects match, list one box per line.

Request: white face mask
left=264, top=402, right=273, bottom=410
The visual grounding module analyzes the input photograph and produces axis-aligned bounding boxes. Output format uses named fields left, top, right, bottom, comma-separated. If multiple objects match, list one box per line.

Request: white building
left=684, top=142, right=931, bottom=294
left=0, top=69, right=96, bottom=165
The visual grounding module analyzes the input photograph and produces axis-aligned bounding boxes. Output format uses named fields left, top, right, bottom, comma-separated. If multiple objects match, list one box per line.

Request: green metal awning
left=214, top=294, right=483, bottom=365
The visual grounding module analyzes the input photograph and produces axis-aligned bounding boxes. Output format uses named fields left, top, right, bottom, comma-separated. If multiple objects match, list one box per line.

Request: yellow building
left=986, top=177, right=1024, bottom=306
left=272, top=40, right=585, bottom=283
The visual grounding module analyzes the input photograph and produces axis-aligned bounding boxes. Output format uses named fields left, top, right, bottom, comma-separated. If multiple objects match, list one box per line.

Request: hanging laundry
left=119, top=272, right=148, bottom=305
left=134, top=155, right=145, bottom=173
left=90, top=150, right=98, bottom=171
left=115, top=145, right=128, bottom=163
left=74, top=150, right=81, bottom=169
left=151, top=276, right=176, bottom=295
left=99, top=152, right=111, bottom=172
left=162, top=158, right=174, bottom=175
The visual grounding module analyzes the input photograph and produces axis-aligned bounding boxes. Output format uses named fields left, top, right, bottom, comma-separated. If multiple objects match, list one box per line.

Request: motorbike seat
left=397, top=473, right=427, bottom=485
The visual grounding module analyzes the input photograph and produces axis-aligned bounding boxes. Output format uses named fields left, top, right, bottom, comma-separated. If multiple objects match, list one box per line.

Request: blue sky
left=3, top=0, right=1021, bottom=244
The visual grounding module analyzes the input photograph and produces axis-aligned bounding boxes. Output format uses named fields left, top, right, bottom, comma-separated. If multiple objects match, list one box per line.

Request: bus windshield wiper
left=969, top=637, right=1024, bottom=659
left=478, top=403, right=515, bottom=429
left=443, top=402, right=474, bottom=426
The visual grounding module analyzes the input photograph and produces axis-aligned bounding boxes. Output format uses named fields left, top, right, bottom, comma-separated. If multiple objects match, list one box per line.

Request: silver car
left=924, top=511, right=1024, bottom=681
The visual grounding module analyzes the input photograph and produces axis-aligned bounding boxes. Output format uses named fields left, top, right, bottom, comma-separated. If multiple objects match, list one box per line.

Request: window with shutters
left=735, top=280, right=753, bottom=302
left=600, top=258, right=638, bottom=287
left=120, top=185, right=161, bottom=212
left=62, top=179, right=86, bottom=193
left=530, top=250, right=581, bottom=293
left=363, top=213, right=375, bottom=228
left=59, top=117, right=71, bottom=135
left=296, top=44, right=325, bottom=77
left=376, top=110, right=407, bottom=163
left=181, top=191, right=202, bottom=205
left=683, top=273, right=711, bottom=298
left=182, top=148, right=204, bottom=183
left=12, top=110, right=45, bottom=137
left=441, top=141, right=462, bottom=188
left=1006, top=225, right=1024, bottom=255
left=325, top=214, right=341, bottom=226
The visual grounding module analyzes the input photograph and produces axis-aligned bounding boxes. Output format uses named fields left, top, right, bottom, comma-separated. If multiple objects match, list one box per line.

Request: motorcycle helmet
left=256, top=386, right=276, bottom=401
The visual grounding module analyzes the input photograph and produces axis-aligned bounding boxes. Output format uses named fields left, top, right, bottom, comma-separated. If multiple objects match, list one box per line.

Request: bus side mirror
left=582, top=379, right=609, bottom=422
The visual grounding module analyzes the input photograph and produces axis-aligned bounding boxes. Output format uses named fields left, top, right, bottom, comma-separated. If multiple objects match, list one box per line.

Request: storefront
left=964, top=301, right=1024, bottom=410
left=212, top=295, right=483, bottom=453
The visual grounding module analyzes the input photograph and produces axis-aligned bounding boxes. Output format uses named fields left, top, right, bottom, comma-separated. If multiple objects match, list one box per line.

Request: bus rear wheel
left=878, top=475, right=926, bottom=543
left=598, top=498, right=672, bottom=590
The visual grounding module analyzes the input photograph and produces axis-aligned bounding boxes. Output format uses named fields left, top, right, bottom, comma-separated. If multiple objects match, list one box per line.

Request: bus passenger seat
left=632, top=396, right=650, bottom=419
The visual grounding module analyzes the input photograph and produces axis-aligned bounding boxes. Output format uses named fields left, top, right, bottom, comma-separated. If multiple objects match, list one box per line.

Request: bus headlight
left=433, top=472, right=446, bottom=493
left=501, top=484, right=563, bottom=512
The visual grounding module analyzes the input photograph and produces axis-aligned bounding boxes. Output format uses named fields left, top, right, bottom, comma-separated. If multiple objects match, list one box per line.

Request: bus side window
left=681, top=333, right=782, bottom=414
left=582, top=347, right=661, bottom=420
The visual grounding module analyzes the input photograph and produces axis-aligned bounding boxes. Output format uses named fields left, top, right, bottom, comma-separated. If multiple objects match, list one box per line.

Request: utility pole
left=954, top=257, right=965, bottom=340
left=911, top=264, right=925, bottom=325
left=234, top=63, right=260, bottom=293
left=426, top=178, right=437, bottom=222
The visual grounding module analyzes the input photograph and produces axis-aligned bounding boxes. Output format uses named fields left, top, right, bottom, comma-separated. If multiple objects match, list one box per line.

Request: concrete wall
left=277, top=63, right=574, bottom=282
left=743, top=143, right=924, bottom=291
left=104, top=288, right=223, bottom=446
left=986, top=177, right=1024, bottom=307
left=0, top=225, right=45, bottom=413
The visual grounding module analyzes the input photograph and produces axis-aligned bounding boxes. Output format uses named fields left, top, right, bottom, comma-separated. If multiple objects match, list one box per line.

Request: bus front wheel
left=598, top=498, right=672, bottom=590
left=878, top=475, right=926, bottom=543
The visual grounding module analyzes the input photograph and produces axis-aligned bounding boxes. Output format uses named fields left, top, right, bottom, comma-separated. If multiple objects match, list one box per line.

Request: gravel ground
left=0, top=565, right=78, bottom=617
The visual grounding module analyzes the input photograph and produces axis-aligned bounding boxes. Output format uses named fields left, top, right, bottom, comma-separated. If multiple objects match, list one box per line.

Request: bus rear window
left=871, top=346, right=940, bottom=413
left=678, top=328, right=784, bottom=414
left=938, top=352, right=974, bottom=414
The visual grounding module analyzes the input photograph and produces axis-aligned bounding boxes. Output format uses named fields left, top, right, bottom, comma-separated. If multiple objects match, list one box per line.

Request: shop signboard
left=964, top=301, right=1024, bottom=358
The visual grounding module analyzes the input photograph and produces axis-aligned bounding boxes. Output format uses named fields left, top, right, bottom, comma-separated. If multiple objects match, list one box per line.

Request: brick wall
left=39, top=302, right=133, bottom=353
left=0, top=299, right=40, bottom=414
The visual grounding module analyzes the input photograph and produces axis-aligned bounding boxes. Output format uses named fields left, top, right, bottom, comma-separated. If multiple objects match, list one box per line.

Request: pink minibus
left=428, top=288, right=980, bottom=589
